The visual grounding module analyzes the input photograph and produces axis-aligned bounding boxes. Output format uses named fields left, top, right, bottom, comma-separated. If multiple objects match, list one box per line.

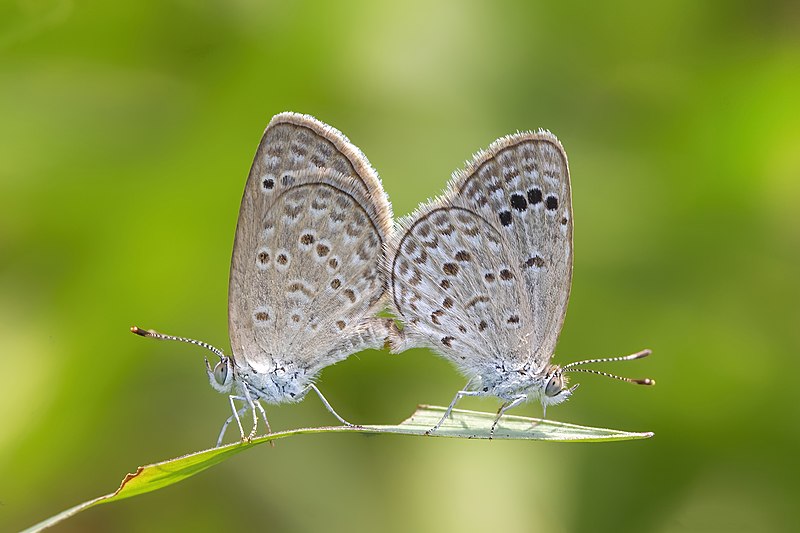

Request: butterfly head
left=541, top=364, right=579, bottom=408
left=206, top=355, right=235, bottom=393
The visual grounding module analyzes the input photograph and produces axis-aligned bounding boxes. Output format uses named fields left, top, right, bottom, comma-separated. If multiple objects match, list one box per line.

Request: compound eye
left=545, top=374, right=563, bottom=397
left=213, top=361, right=229, bottom=386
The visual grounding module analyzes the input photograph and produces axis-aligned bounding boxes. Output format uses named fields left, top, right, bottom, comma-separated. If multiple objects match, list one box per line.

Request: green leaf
left=23, top=406, right=652, bottom=532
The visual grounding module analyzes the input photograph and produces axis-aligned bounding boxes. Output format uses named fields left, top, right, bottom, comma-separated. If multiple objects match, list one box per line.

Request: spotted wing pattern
left=229, top=113, right=393, bottom=374
left=390, top=205, right=534, bottom=373
left=389, top=131, right=572, bottom=369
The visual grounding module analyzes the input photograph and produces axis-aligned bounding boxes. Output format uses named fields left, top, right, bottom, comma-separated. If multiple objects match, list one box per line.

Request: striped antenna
left=130, top=325, right=226, bottom=360
left=562, top=349, right=654, bottom=386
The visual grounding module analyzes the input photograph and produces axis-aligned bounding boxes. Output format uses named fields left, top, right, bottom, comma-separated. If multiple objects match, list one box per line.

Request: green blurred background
left=2, top=1, right=798, bottom=531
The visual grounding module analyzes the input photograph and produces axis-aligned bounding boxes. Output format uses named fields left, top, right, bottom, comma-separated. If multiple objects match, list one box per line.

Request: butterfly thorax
left=474, top=359, right=573, bottom=408
left=233, top=358, right=313, bottom=404
left=472, top=359, right=542, bottom=399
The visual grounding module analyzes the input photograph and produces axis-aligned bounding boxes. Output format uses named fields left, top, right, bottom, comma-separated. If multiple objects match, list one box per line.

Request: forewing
left=447, top=131, right=573, bottom=363
left=389, top=204, right=535, bottom=372
left=245, top=112, right=392, bottom=235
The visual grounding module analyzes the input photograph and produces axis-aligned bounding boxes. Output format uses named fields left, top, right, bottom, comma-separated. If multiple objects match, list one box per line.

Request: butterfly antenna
left=131, top=326, right=226, bottom=360
left=562, top=349, right=654, bottom=386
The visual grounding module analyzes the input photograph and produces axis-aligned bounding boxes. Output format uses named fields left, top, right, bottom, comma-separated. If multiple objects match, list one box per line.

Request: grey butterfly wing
left=241, top=112, right=391, bottom=227
left=390, top=131, right=571, bottom=369
left=390, top=204, right=535, bottom=374
left=229, top=113, right=392, bottom=374
left=448, top=131, right=573, bottom=364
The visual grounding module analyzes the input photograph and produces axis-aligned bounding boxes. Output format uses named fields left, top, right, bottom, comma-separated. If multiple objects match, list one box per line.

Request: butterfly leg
left=307, top=383, right=353, bottom=426
left=216, top=395, right=272, bottom=447
left=249, top=396, right=276, bottom=448
left=218, top=395, right=250, bottom=446
left=217, top=404, right=248, bottom=447
left=240, top=386, right=262, bottom=442
left=490, top=395, right=527, bottom=438
left=427, top=380, right=482, bottom=435
left=253, top=399, right=271, bottom=435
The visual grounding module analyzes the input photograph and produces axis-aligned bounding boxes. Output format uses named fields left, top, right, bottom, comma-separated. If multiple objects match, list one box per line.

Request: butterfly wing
left=229, top=113, right=392, bottom=375
left=390, top=204, right=535, bottom=373
left=390, top=131, right=572, bottom=370
left=448, top=131, right=573, bottom=364
left=244, top=112, right=391, bottom=220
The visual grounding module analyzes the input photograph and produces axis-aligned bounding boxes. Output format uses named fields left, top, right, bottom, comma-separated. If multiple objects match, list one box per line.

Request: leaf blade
left=365, top=405, right=654, bottom=441
left=23, top=406, right=652, bottom=532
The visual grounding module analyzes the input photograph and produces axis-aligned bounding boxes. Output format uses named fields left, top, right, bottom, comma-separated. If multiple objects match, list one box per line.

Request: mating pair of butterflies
left=133, top=112, right=653, bottom=446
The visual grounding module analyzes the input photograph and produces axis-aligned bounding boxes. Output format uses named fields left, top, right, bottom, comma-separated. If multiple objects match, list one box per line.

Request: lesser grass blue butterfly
left=388, top=130, right=653, bottom=436
left=133, top=112, right=395, bottom=446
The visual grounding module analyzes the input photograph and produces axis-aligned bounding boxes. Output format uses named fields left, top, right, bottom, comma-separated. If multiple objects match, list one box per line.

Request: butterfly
left=387, top=130, right=653, bottom=436
left=133, top=112, right=396, bottom=446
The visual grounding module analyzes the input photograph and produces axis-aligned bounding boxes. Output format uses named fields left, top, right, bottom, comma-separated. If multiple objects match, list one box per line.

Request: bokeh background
left=2, top=1, right=799, bottom=531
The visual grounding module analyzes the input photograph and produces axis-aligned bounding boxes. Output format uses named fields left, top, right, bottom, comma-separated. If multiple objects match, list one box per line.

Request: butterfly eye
left=545, top=373, right=563, bottom=397
left=213, top=361, right=229, bottom=386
